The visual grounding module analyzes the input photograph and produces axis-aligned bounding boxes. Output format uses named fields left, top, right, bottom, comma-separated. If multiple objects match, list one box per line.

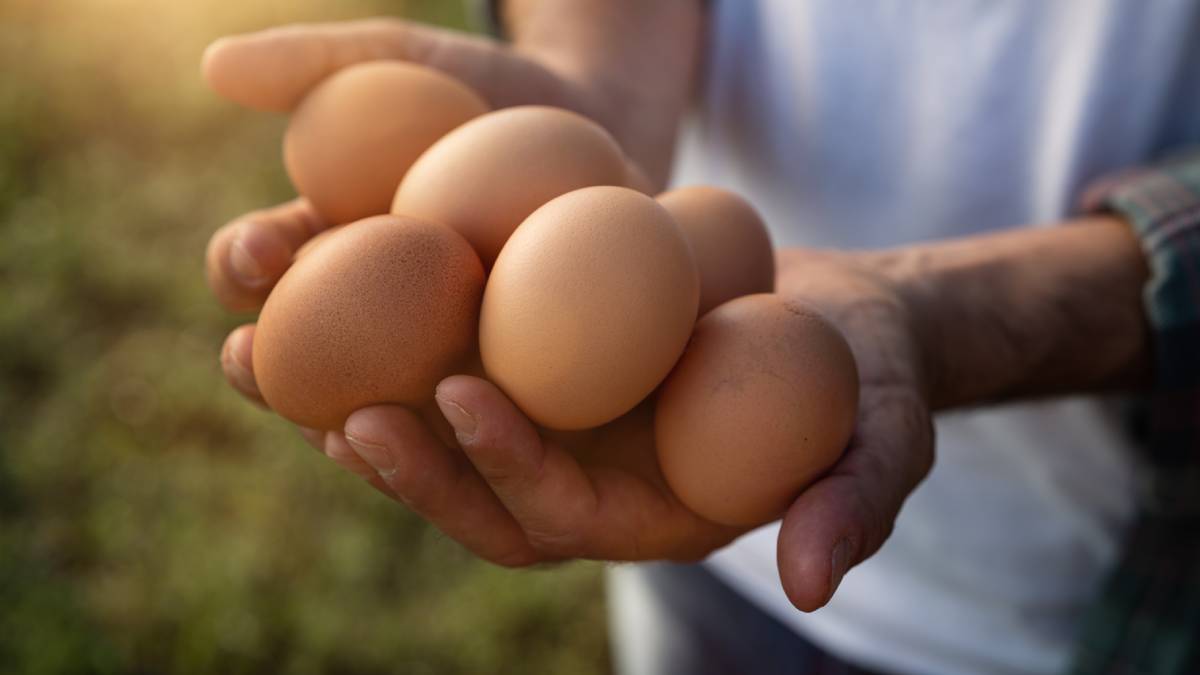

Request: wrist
left=498, top=0, right=703, bottom=184
left=866, top=248, right=944, bottom=408
left=876, top=216, right=1149, bottom=411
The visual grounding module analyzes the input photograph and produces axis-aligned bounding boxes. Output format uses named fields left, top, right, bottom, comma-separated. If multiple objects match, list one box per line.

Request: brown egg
left=657, top=186, right=776, bottom=316
left=284, top=62, right=489, bottom=225
left=291, top=224, right=345, bottom=261
left=392, top=106, right=627, bottom=268
left=254, top=215, right=484, bottom=430
left=480, top=186, right=699, bottom=430
left=655, top=294, right=859, bottom=527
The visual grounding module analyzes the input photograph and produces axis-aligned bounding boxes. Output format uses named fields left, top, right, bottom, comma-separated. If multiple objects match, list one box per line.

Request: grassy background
left=0, top=1, right=609, bottom=673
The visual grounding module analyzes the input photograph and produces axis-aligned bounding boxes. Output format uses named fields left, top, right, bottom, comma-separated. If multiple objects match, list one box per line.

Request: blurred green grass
left=0, top=1, right=609, bottom=673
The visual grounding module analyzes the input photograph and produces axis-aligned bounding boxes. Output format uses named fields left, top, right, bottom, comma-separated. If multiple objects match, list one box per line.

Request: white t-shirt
left=671, top=2, right=1200, bottom=674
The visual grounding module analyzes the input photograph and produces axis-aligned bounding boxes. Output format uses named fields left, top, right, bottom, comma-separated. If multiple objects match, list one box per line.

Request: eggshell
left=284, top=62, right=489, bottom=225
left=655, top=294, right=858, bottom=527
left=254, top=215, right=484, bottom=430
left=392, top=106, right=627, bottom=267
left=480, top=186, right=699, bottom=430
left=292, top=224, right=345, bottom=261
left=656, top=186, right=775, bottom=315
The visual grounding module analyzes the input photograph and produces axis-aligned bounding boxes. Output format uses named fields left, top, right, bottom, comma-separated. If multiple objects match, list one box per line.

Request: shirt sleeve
left=1068, top=148, right=1200, bottom=675
left=1100, top=148, right=1200, bottom=512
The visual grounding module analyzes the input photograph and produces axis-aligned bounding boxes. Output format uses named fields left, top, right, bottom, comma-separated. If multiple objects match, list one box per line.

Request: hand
left=769, top=214, right=1147, bottom=611
left=771, top=248, right=935, bottom=611
left=207, top=14, right=934, bottom=609
left=204, top=17, right=688, bottom=312
left=221, top=230, right=932, bottom=605
left=221, top=252, right=742, bottom=566
left=208, top=14, right=730, bottom=567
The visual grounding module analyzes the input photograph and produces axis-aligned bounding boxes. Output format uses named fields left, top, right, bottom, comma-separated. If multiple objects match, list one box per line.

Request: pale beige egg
left=657, top=186, right=775, bottom=316
left=480, top=186, right=699, bottom=430
left=392, top=106, right=627, bottom=268
left=291, top=224, right=345, bottom=261
left=284, top=61, right=488, bottom=225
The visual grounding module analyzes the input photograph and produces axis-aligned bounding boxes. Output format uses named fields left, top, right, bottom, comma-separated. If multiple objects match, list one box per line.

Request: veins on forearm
left=888, top=217, right=1151, bottom=411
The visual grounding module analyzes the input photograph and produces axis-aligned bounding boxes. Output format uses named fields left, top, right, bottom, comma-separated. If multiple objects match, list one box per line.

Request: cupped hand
left=771, top=248, right=935, bottom=611
left=221, top=305, right=743, bottom=566
left=206, top=18, right=935, bottom=612
left=220, top=231, right=935, bottom=609
left=207, top=18, right=731, bottom=564
left=205, top=17, right=678, bottom=311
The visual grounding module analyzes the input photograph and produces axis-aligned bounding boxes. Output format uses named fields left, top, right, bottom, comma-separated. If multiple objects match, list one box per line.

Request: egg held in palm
left=393, top=106, right=629, bottom=268
left=479, top=186, right=700, bottom=430
left=284, top=61, right=489, bottom=225
left=657, top=186, right=775, bottom=316
left=253, top=215, right=484, bottom=431
left=655, top=294, right=859, bottom=527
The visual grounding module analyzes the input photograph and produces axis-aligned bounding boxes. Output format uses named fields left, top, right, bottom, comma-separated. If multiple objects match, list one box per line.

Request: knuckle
left=388, top=466, right=462, bottom=524
left=840, top=485, right=891, bottom=561
left=323, top=443, right=377, bottom=478
left=387, top=471, right=438, bottom=514
left=522, top=494, right=599, bottom=558
left=525, top=521, right=585, bottom=557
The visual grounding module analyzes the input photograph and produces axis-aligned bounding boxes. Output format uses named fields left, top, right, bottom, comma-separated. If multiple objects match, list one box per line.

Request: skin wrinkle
left=496, top=432, right=595, bottom=555
left=429, top=464, right=477, bottom=525
left=883, top=216, right=1149, bottom=410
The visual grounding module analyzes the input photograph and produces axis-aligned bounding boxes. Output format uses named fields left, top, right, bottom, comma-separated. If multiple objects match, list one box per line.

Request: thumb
left=201, top=19, right=570, bottom=113
left=776, top=387, right=933, bottom=612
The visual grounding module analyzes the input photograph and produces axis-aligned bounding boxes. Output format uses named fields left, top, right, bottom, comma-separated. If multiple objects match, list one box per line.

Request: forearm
left=501, top=0, right=704, bottom=183
left=884, top=215, right=1151, bottom=410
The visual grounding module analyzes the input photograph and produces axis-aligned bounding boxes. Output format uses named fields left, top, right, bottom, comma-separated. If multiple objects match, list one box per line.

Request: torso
left=672, top=1, right=1200, bottom=673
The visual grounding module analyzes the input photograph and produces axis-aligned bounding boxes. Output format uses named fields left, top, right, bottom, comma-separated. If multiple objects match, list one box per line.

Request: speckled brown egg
left=392, top=106, right=627, bottom=268
left=292, top=224, right=345, bottom=261
left=254, top=215, right=484, bottom=430
left=480, top=186, right=699, bottom=430
left=284, top=62, right=489, bottom=225
left=655, top=294, right=859, bottom=527
left=656, top=186, right=775, bottom=316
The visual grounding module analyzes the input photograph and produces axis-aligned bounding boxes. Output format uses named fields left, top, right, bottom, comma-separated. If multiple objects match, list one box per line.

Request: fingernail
left=221, top=338, right=260, bottom=396
left=829, top=538, right=851, bottom=601
left=229, top=238, right=268, bottom=288
left=435, top=395, right=477, bottom=443
left=345, top=434, right=396, bottom=476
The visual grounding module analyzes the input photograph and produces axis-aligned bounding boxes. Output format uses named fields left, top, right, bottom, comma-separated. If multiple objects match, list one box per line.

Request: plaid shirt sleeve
left=1069, top=149, right=1200, bottom=675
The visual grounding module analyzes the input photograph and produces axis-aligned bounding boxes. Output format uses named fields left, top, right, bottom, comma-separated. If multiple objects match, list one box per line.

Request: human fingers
left=219, top=323, right=265, bottom=405
left=433, top=375, right=610, bottom=557
left=205, top=198, right=329, bottom=312
left=776, top=385, right=934, bottom=612
left=433, top=376, right=737, bottom=560
left=343, top=404, right=541, bottom=567
left=202, top=19, right=577, bottom=113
